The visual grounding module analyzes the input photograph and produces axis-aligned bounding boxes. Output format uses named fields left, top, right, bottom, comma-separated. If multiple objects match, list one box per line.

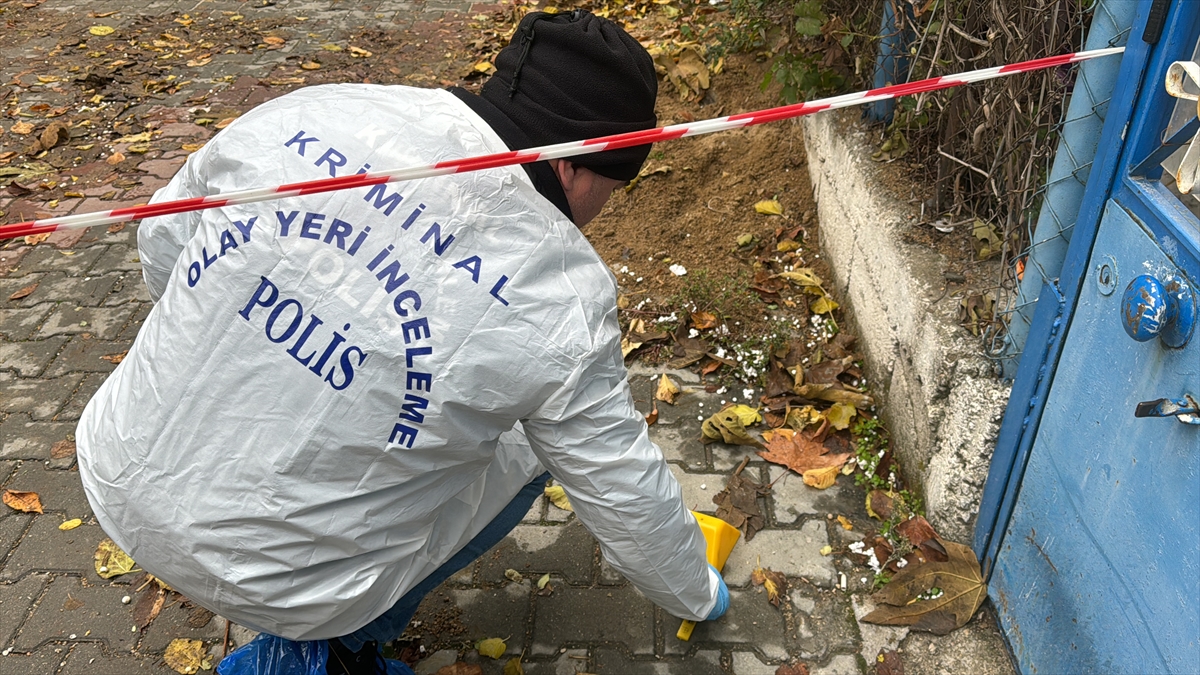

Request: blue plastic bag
left=217, top=634, right=328, bottom=675
left=216, top=634, right=415, bottom=675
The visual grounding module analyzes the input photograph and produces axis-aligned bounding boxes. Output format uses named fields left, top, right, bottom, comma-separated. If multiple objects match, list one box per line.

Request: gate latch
left=1135, top=395, right=1200, bottom=425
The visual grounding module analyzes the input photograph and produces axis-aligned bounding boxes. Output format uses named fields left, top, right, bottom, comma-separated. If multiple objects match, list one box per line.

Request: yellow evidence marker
left=677, top=512, right=741, bottom=641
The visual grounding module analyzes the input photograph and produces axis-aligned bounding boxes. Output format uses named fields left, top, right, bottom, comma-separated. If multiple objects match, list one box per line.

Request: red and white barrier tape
left=0, top=46, right=1124, bottom=241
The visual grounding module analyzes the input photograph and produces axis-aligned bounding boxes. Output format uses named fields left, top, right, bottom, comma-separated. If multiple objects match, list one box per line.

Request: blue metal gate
left=976, top=1, right=1200, bottom=672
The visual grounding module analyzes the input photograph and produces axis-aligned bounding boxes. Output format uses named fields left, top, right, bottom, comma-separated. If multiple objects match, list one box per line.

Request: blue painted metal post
left=865, top=0, right=913, bottom=123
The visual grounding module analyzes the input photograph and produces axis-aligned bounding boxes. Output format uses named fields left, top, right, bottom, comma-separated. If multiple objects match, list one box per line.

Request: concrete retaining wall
left=801, top=111, right=1011, bottom=544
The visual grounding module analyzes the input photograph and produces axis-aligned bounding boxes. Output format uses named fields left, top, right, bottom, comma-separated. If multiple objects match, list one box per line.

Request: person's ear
left=550, top=159, right=579, bottom=194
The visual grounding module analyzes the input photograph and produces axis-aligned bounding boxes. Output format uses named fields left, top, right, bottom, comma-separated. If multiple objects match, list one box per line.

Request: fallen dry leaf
left=100, top=351, right=127, bottom=365
left=133, top=586, right=167, bottom=629
left=59, top=518, right=82, bottom=531
left=11, top=121, right=35, bottom=135
left=837, top=515, right=853, bottom=530
left=215, top=117, right=238, bottom=130
left=690, top=311, right=718, bottom=330
left=776, top=662, right=810, bottom=675
left=876, top=649, right=903, bottom=675
left=895, top=516, right=949, bottom=562
left=866, top=490, right=896, bottom=520
left=504, top=568, right=523, bottom=583
left=644, top=402, right=659, bottom=426
left=435, top=664, right=483, bottom=675
left=776, top=239, right=801, bottom=253
left=826, top=402, right=856, bottom=430
left=757, top=428, right=851, bottom=476
left=50, top=439, right=76, bottom=459
left=751, top=563, right=787, bottom=607
left=89, top=25, right=115, bottom=36
left=23, top=233, right=51, bottom=246
left=106, top=151, right=125, bottom=165
left=181, top=142, right=205, bottom=153
left=701, top=408, right=762, bottom=447
left=163, top=638, right=211, bottom=674
left=655, top=373, right=681, bottom=405
left=810, top=294, right=839, bottom=315
left=537, top=573, right=551, bottom=590
left=8, top=282, right=38, bottom=301
left=713, top=461, right=768, bottom=540
left=754, top=199, right=783, bottom=215
left=94, top=538, right=138, bottom=578
left=349, top=45, right=372, bottom=58
left=861, top=540, right=987, bottom=635
left=544, top=484, right=572, bottom=512
left=300, top=61, right=322, bottom=70
left=476, top=637, right=506, bottom=659
left=802, top=464, right=840, bottom=489
left=794, top=383, right=873, bottom=408
left=263, top=36, right=285, bottom=45
left=3, top=489, right=43, bottom=513
left=502, top=656, right=524, bottom=675
left=107, top=222, right=126, bottom=234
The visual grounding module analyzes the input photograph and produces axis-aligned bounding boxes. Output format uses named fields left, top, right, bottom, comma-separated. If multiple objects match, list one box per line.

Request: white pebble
left=69, top=634, right=76, bottom=640
left=699, top=484, right=707, bottom=490
left=98, top=566, right=108, bottom=573
left=131, top=626, right=137, bottom=633
left=697, top=415, right=703, bottom=421
left=121, top=595, right=131, bottom=604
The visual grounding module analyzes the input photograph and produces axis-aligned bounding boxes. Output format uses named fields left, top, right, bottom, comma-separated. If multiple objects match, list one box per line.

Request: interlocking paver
left=0, top=573, right=46, bottom=647
left=42, top=337, right=130, bottom=378
left=732, top=651, right=778, bottom=675
left=0, top=337, right=68, bottom=377
left=0, top=372, right=84, bottom=420
left=668, top=463, right=725, bottom=515
left=724, top=523, right=837, bottom=588
left=60, top=642, right=178, bottom=674
left=36, top=304, right=135, bottom=340
left=4, top=272, right=120, bottom=309
left=13, top=246, right=109, bottom=277
left=14, top=575, right=139, bottom=652
left=769, top=466, right=845, bottom=525
left=594, top=647, right=725, bottom=675
left=57, top=372, right=111, bottom=421
left=0, top=647, right=61, bottom=674
left=665, top=590, right=788, bottom=660
left=0, top=305, right=54, bottom=341
left=0, top=519, right=110, bottom=584
left=0, top=414, right=76, bottom=461
left=442, top=583, right=532, bottom=656
left=1, top=462, right=94, bottom=519
left=138, top=601, right=224, bottom=653
left=531, top=586, right=655, bottom=656
left=478, top=521, right=596, bottom=586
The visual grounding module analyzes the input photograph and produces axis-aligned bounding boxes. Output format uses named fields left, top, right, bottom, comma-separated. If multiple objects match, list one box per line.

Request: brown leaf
left=776, top=663, right=810, bottom=675
left=6, top=181, right=32, bottom=197
left=793, top=383, right=873, bottom=408
left=861, top=540, right=987, bottom=635
left=187, top=605, right=215, bottom=628
left=895, top=516, right=949, bottom=562
left=875, top=650, right=903, bottom=675
left=866, top=490, right=895, bottom=520
left=133, top=587, right=166, bottom=629
left=821, top=333, right=857, bottom=359
left=435, top=664, right=484, bottom=675
left=50, top=439, right=76, bottom=459
left=3, top=489, right=44, bottom=513
left=39, top=122, right=69, bottom=151
left=107, top=222, right=126, bottom=234
left=757, top=428, right=851, bottom=475
left=62, top=593, right=84, bottom=611
left=100, top=351, right=127, bottom=365
left=765, top=360, right=794, bottom=398
left=644, top=402, right=658, bottom=426
left=106, top=151, right=125, bottom=165
left=713, top=469, right=768, bottom=541
left=690, top=311, right=718, bottom=330
left=8, top=282, right=38, bottom=301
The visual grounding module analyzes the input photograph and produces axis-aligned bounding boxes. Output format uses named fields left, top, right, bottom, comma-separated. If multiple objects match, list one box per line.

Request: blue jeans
left=336, top=471, right=551, bottom=652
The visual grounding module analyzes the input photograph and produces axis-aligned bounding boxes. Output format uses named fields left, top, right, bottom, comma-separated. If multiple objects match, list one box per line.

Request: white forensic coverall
left=76, top=84, right=719, bottom=640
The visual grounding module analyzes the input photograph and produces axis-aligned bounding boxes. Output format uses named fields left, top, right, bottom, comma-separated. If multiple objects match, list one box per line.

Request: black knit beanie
left=480, top=10, right=658, bottom=182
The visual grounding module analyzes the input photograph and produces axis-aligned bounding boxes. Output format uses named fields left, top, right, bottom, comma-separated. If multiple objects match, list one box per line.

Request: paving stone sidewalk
left=1, top=1, right=1016, bottom=673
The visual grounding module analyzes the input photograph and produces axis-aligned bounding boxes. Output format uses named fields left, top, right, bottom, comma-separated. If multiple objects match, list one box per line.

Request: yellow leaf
left=37, top=75, right=60, bottom=83
left=476, top=637, right=507, bottom=659
left=777, top=268, right=821, bottom=286
left=837, top=515, right=854, bottom=530
left=544, top=484, right=572, bottom=512
left=726, top=404, right=762, bottom=427
left=89, top=25, right=115, bottom=36
left=11, top=121, right=35, bottom=135
left=3, top=489, right=44, bottom=513
left=349, top=46, right=372, bottom=58
left=537, top=573, right=551, bottom=590
left=754, top=199, right=783, bottom=215
left=802, top=465, right=840, bottom=489
left=175, top=17, right=194, bottom=26
left=164, top=638, right=211, bottom=674
left=701, top=409, right=763, bottom=447
left=300, top=61, right=321, bottom=70
left=321, top=43, right=344, bottom=51
left=473, top=61, right=495, bottom=73
left=810, top=295, right=839, bottom=314
left=502, top=656, right=525, bottom=675
left=620, top=335, right=642, bottom=358
left=117, top=131, right=154, bottom=143
left=820, top=545, right=833, bottom=556
left=181, top=143, right=204, bottom=153
left=23, top=233, right=51, bottom=246
left=655, top=373, right=680, bottom=405
left=94, top=538, right=138, bottom=578
left=127, top=142, right=152, bottom=154
left=776, top=239, right=800, bottom=252
left=504, top=568, right=523, bottom=582
left=826, top=402, right=856, bottom=430
left=59, top=518, right=83, bottom=531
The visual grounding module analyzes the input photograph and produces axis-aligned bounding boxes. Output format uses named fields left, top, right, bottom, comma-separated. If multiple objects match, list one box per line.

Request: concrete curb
left=801, top=111, right=1011, bottom=544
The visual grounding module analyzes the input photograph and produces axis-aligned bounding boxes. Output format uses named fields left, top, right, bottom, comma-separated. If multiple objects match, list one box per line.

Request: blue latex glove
left=705, top=564, right=730, bottom=621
